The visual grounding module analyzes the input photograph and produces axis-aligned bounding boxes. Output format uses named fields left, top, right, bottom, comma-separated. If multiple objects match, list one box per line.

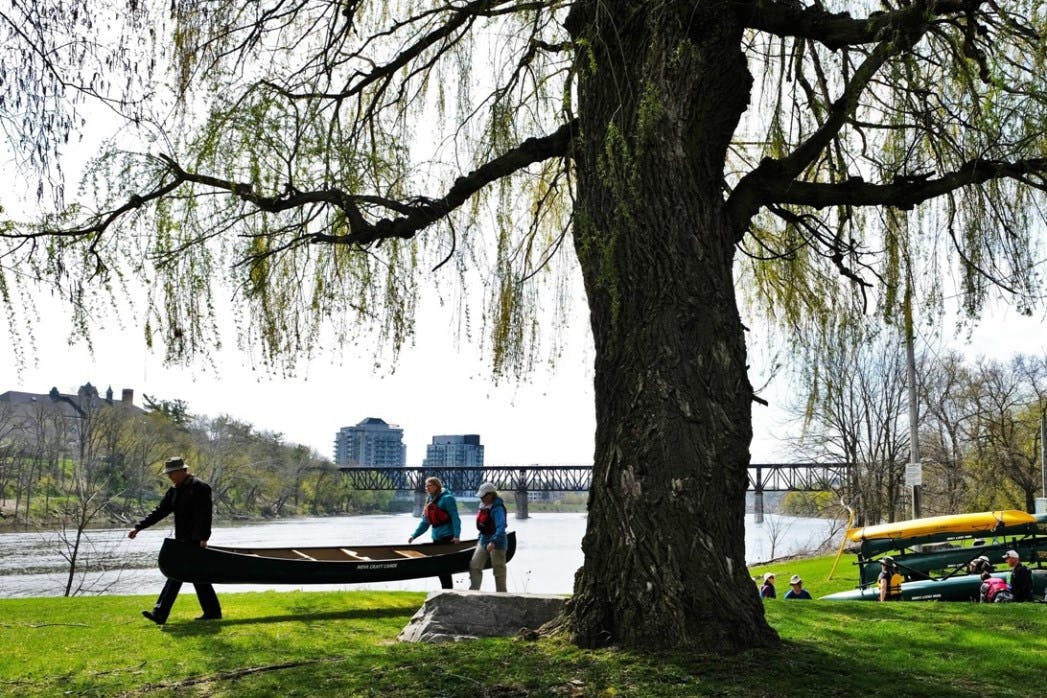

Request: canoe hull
left=856, top=540, right=1047, bottom=586
left=157, top=532, right=517, bottom=585
left=822, top=569, right=1047, bottom=602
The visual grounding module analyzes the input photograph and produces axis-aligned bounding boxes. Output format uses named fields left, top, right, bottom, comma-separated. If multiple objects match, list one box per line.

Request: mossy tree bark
left=563, top=3, right=777, bottom=650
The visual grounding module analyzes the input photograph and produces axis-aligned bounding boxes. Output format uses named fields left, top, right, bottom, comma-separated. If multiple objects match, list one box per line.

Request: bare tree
left=966, top=356, right=1047, bottom=512
left=790, top=326, right=914, bottom=525
left=918, top=351, right=979, bottom=515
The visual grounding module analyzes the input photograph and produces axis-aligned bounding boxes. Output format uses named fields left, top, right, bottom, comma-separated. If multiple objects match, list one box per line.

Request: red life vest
left=476, top=501, right=504, bottom=535
left=424, top=493, right=451, bottom=526
left=983, top=577, right=1009, bottom=602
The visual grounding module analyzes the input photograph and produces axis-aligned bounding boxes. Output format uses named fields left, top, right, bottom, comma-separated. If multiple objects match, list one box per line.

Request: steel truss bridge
left=338, top=463, right=850, bottom=494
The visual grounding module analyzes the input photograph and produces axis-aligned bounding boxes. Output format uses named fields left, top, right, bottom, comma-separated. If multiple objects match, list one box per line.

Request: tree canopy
left=3, top=1, right=1047, bottom=652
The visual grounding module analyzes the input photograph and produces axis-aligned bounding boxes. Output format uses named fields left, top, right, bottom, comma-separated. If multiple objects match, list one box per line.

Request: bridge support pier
left=514, top=489, right=529, bottom=519
left=754, top=487, right=764, bottom=524
left=514, top=468, right=529, bottom=519
left=413, top=487, right=426, bottom=518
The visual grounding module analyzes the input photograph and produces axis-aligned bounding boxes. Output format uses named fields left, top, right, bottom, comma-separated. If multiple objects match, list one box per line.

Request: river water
left=0, top=513, right=837, bottom=598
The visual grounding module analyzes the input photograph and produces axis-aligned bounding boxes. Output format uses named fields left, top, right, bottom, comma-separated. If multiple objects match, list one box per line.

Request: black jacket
left=135, top=475, right=213, bottom=543
left=1010, top=563, right=1034, bottom=602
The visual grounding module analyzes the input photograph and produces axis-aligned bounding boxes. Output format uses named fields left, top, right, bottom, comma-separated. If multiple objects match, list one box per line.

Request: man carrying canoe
left=128, top=457, right=222, bottom=624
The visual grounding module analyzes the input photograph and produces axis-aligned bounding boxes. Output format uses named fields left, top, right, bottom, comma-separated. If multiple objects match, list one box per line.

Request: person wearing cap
left=408, top=476, right=461, bottom=589
left=878, top=556, right=902, bottom=601
left=759, top=573, right=776, bottom=599
left=128, top=457, right=222, bottom=624
left=1002, top=550, right=1033, bottom=602
left=783, top=574, right=812, bottom=600
left=469, top=482, right=508, bottom=592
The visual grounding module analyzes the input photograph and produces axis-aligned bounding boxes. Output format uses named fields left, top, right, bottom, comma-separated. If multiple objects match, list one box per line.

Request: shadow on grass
left=500, top=635, right=1017, bottom=698
left=160, top=606, right=414, bottom=634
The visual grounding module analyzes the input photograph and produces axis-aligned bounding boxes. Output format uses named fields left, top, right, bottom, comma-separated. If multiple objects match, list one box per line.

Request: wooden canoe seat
left=394, top=549, right=426, bottom=559
left=340, top=548, right=371, bottom=561
left=291, top=549, right=316, bottom=561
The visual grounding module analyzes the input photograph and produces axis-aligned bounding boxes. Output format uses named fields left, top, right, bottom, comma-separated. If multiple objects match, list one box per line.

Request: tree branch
left=309, top=119, right=577, bottom=246
left=734, top=0, right=985, bottom=50
left=727, top=10, right=933, bottom=234
left=765, top=157, right=1047, bottom=210
left=16, top=121, right=577, bottom=252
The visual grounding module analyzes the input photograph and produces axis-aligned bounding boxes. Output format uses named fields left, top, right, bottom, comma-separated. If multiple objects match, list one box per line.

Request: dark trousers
left=433, top=536, right=454, bottom=590
left=150, top=577, right=222, bottom=621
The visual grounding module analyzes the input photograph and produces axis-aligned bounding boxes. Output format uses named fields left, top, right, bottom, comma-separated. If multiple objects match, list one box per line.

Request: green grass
left=1, top=558, right=1044, bottom=697
left=749, top=551, right=864, bottom=597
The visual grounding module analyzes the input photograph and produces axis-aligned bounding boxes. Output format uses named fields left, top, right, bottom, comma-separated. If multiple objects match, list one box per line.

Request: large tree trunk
left=563, top=4, right=778, bottom=651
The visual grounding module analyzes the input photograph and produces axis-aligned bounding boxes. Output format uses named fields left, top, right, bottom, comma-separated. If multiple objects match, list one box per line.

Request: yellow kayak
left=847, top=510, right=1035, bottom=543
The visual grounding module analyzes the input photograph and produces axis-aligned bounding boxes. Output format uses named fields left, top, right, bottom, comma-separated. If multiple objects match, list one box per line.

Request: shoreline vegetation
left=2, top=552, right=1044, bottom=697
left=2, top=492, right=832, bottom=533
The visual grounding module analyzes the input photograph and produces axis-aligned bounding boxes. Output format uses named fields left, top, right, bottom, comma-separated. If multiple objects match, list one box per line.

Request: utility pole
left=903, top=284, right=922, bottom=519
left=1037, top=411, right=1046, bottom=515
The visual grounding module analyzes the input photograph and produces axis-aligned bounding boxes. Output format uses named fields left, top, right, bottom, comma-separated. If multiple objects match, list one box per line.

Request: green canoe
left=822, top=569, right=1047, bottom=602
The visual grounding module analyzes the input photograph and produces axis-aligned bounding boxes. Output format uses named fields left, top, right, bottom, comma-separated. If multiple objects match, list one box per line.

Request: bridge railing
left=747, top=463, right=850, bottom=492
left=337, top=463, right=849, bottom=493
left=337, top=463, right=850, bottom=520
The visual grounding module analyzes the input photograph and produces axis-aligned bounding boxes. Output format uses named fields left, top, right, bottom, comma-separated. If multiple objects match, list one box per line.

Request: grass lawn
left=1, top=555, right=1043, bottom=697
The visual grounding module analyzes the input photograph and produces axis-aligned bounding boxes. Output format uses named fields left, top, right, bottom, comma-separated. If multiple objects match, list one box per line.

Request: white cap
left=475, top=482, right=497, bottom=497
left=1002, top=550, right=1020, bottom=560
left=789, top=575, right=802, bottom=585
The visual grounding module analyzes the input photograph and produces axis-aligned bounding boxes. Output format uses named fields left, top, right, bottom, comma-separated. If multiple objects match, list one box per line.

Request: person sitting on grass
left=1002, top=550, right=1033, bottom=602
left=759, top=572, right=776, bottom=599
left=784, top=574, right=812, bottom=599
left=878, top=556, right=903, bottom=602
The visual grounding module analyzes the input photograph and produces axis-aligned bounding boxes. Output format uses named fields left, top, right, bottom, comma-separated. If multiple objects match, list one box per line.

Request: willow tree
left=4, top=1, right=1047, bottom=651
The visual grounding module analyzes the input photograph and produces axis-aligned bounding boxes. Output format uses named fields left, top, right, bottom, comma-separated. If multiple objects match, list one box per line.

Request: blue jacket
left=783, top=589, right=812, bottom=600
left=477, top=496, right=508, bottom=549
left=412, top=489, right=461, bottom=541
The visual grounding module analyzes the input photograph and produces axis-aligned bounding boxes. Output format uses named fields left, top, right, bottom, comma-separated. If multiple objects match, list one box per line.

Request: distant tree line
left=0, top=387, right=391, bottom=530
left=781, top=330, right=1046, bottom=525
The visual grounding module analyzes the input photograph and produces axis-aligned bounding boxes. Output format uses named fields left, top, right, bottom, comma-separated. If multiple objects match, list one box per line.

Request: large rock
left=397, top=590, right=567, bottom=643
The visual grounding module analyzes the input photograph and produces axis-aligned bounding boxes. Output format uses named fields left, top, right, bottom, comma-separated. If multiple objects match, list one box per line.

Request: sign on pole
left=905, top=463, right=923, bottom=487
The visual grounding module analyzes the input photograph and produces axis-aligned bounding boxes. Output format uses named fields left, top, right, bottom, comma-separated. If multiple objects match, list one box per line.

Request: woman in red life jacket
left=408, top=477, right=461, bottom=589
left=469, top=482, right=509, bottom=592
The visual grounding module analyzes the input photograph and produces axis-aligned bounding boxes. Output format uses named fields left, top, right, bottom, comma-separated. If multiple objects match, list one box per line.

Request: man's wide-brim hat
left=161, top=457, right=188, bottom=474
